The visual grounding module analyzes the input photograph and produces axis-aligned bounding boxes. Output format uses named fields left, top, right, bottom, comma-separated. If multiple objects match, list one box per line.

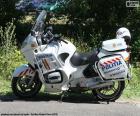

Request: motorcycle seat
left=70, top=49, right=99, bottom=66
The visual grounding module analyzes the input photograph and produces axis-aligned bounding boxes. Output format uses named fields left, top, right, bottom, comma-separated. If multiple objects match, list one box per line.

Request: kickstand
left=107, top=100, right=110, bottom=104
left=60, top=91, right=68, bottom=102
left=106, top=100, right=114, bottom=104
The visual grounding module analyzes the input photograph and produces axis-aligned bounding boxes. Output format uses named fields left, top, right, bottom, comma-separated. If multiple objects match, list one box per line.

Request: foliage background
left=56, top=0, right=140, bottom=61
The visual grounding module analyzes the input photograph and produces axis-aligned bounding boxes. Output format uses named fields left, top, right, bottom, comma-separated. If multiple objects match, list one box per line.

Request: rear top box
left=102, top=38, right=127, bottom=52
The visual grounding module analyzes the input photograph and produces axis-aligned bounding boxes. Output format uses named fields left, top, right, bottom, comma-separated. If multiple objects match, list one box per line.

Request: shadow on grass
left=0, top=92, right=107, bottom=104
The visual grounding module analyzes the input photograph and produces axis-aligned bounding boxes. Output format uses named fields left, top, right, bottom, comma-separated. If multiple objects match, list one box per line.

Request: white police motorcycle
left=11, top=10, right=131, bottom=101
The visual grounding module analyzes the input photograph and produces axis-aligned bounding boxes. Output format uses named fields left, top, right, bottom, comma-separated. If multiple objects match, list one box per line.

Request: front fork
left=33, top=54, right=46, bottom=84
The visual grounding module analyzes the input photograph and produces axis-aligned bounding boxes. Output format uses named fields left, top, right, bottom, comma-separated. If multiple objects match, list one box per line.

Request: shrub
left=0, top=21, right=25, bottom=80
left=0, top=0, right=21, bottom=26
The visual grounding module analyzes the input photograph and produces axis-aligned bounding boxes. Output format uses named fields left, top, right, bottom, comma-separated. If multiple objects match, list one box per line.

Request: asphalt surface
left=0, top=94, right=140, bottom=116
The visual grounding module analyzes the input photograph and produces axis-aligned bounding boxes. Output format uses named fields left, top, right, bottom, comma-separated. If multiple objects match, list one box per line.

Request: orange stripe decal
left=19, top=71, right=24, bottom=77
left=42, top=59, right=49, bottom=70
left=115, top=58, right=120, bottom=60
left=44, top=59, right=50, bottom=69
left=107, top=61, right=113, bottom=64
left=23, top=69, right=28, bottom=76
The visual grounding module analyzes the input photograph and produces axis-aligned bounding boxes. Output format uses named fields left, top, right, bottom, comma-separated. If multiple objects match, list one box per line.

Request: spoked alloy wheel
left=12, top=74, right=42, bottom=98
left=92, top=81, right=125, bottom=101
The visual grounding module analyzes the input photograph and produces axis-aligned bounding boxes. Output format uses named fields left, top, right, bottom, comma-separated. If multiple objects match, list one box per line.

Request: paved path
left=0, top=94, right=139, bottom=116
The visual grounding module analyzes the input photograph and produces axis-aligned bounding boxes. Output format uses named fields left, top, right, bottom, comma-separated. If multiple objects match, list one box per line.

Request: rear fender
left=12, top=64, right=35, bottom=77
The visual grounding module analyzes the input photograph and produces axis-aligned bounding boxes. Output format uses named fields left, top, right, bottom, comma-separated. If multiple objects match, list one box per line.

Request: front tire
left=12, top=74, right=42, bottom=98
left=92, top=81, right=125, bottom=101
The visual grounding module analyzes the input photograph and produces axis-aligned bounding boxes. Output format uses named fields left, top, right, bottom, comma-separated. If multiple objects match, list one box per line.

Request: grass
left=0, top=76, right=11, bottom=95
left=121, top=67, right=140, bottom=100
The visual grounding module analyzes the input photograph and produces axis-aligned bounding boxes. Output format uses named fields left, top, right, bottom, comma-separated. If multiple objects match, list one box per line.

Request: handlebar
left=47, top=34, right=68, bottom=44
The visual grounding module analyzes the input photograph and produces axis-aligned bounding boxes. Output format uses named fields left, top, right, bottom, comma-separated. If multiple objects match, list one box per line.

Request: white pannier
left=97, top=55, right=128, bottom=80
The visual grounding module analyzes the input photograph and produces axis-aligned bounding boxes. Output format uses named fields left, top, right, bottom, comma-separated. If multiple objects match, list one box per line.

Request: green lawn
left=0, top=77, right=11, bottom=95
left=121, top=67, right=140, bottom=100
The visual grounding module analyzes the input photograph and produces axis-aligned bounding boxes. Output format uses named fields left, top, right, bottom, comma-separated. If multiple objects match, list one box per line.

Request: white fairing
left=41, top=40, right=76, bottom=92
left=57, top=40, right=77, bottom=78
left=34, top=40, right=76, bottom=76
left=12, top=64, right=35, bottom=77
left=102, top=38, right=127, bottom=51
left=21, top=34, right=38, bottom=66
left=21, top=36, right=77, bottom=92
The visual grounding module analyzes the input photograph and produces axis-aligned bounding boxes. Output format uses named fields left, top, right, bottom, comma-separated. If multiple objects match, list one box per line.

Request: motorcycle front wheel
left=11, top=73, right=42, bottom=98
left=92, top=81, right=125, bottom=101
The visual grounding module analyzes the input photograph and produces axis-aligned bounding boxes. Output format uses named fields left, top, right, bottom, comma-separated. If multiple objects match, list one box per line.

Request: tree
left=0, top=0, right=20, bottom=26
left=57, top=0, right=140, bottom=60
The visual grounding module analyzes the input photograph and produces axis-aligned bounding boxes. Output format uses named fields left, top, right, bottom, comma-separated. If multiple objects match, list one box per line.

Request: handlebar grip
left=48, top=37, right=54, bottom=44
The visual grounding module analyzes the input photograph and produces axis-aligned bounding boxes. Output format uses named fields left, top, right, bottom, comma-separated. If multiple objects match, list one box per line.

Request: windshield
left=31, top=10, right=47, bottom=34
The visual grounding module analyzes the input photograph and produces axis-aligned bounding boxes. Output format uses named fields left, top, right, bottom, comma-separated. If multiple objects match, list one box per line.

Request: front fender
left=12, top=64, right=35, bottom=77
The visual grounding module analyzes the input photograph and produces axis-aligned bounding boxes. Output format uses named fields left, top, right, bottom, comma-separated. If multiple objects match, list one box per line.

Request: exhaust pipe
left=87, top=81, right=114, bottom=89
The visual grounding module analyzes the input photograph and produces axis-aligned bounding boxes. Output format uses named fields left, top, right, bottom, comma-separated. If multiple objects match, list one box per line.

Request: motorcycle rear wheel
left=11, top=74, right=42, bottom=98
left=92, top=81, right=125, bottom=101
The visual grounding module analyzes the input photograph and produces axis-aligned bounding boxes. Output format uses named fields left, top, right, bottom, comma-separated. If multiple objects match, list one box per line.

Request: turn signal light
left=31, top=43, right=38, bottom=48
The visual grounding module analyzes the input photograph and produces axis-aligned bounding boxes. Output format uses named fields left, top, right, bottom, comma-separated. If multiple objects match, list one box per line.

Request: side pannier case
left=97, top=55, right=128, bottom=80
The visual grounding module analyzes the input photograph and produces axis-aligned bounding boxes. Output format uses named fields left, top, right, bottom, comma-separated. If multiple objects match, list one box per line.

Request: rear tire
left=92, top=81, right=125, bottom=101
left=12, top=74, right=42, bottom=98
